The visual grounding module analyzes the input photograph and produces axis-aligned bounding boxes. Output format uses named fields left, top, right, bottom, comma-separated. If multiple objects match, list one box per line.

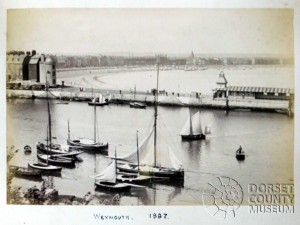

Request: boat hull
left=236, top=154, right=245, bottom=160
left=94, top=181, right=131, bottom=192
left=9, top=165, right=42, bottom=177
left=36, top=142, right=83, bottom=157
left=28, top=163, right=62, bottom=172
left=88, top=102, right=109, bottom=106
left=118, top=165, right=184, bottom=180
left=67, top=139, right=109, bottom=151
left=37, top=154, right=75, bottom=166
left=117, top=173, right=151, bottom=184
left=181, top=134, right=206, bottom=141
left=236, top=150, right=245, bottom=160
left=129, top=102, right=146, bottom=109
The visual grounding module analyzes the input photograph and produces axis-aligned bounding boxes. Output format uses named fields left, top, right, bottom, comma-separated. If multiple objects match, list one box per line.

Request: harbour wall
left=6, top=89, right=291, bottom=114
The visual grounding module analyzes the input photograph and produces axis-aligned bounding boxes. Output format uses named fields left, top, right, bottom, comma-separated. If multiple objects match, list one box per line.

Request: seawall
left=6, top=88, right=292, bottom=115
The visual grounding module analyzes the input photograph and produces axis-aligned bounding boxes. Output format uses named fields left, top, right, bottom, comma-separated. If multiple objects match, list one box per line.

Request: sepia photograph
left=1, top=2, right=299, bottom=225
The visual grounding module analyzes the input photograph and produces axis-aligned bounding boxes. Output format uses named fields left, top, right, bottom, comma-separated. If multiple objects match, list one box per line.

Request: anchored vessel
left=9, top=165, right=42, bottom=177
left=30, top=80, right=62, bottom=172
left=117, top=62, right=184, bottom=180
left=180, top=111, right=206, bottom=140
left=94, top=150, right=132, bottom=192
left=67, top=99, right=109, bottom=151
left=88, top=94, right=109, bottom=106
left=236, top=147, right=245, bottom=160
left=129, top=102, right=146, bottom=109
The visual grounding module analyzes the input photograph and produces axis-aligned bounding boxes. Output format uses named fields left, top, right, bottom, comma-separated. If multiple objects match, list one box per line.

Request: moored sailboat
left=30, top=79, right=62, bottom=172
left=28, top=162, right=62, bottom=172
left=129, top=102, right=146, bottom=109
left=36, top=142, right=83, bottom=157
left=116, top=131, right=152, bottom=184
left=88, top=93, right=109, bottom=106
left=94, top=150, right=132, bottom=192
left=9, top=165, right=42, bottom=178
left=180, top=111, right=206, bottom=140
left=129, top=85, right=146, bottom=109
left=37, top=154, right=76, bottom=166
left=67, top=100, right=109, bottom=151
left=117, top=62, right=184, bottom=180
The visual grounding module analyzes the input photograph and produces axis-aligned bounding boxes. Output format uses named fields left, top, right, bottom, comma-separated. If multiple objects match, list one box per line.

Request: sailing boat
left=29, top=81, right=62, bottom=172
left=180, top=111, right=206, bottom=140
left=117, top=62, right=184, bottom=180
left=129, top=85, right=146, bottom=109
left=37, top=153, right=76, bottom=166
left=88, top=93, right=109, bottom=106
left=116, top=131, right=152, bottom=184
left=94, top=150, right=132, bottom=191
left=67, top=101, right=109, bottom=151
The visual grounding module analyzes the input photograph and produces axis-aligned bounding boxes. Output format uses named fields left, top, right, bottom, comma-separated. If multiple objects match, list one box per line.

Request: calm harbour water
left=7, top=66, right=294, bottom=205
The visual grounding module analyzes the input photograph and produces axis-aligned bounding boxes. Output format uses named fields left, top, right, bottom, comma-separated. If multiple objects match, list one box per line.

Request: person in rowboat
left=238, top=146, right=242, bottom=154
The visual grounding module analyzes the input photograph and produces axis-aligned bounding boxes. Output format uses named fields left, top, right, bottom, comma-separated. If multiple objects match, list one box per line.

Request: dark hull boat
left=9, top=165, right=42, bottom=177
left=181, top=134, right=206, bottom=141
left=88, top=94, right=109, bottom=106
left=37, top=142, right=83, bottom=157
left=94, top=155, right=134, bottom=192
left=180, top=111, right=206, bottom=141
left=118, top=164, right=184, bottom=180
left=129, top=102, right=146, bottom=109
left=37, top=154, right=76, bottom=166
left=28, top=162, right=62, bottom=172
left=94, top=181, right=132, bottom=192
left=88, top=101, right=109, bottom=106
left=24, top=145, right=32, bottom=153
left=236, top=151, right=245, bottom=160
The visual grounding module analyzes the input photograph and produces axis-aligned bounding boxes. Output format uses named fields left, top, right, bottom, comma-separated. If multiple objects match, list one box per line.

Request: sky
left=6, top=8, right=294, bottom=56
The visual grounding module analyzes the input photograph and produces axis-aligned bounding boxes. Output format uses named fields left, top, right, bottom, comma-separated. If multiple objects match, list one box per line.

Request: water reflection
left=7, top=98, right=294, bottom=205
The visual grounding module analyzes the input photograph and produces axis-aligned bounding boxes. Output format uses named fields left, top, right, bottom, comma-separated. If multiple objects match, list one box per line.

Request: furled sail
left=180, top=111, right=203, bottom=136
left=94, top=161, right=116, bottom=183
left=118, top=128, right=154, bottom=163
left=168, top=146, right=183, bottom=170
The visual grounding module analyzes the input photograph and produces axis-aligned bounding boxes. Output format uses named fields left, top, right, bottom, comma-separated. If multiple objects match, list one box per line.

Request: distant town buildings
left=6, top=50, right=293, bottom=83
left=6, top=50, right=56, bottom=86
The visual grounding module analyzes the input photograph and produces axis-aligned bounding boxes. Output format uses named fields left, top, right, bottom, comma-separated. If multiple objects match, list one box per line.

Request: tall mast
left=46, top=125, right=49, bottom=165
left=94, top=103, right=96, bottom=143
left=154, top=61, right=159, bottom=167
left=92, top=87, right=97, bottom=143
left=136, top=131, right=140, bottom=172
left=134, top=85, right=136, bottom=100
left=68, top=119, right=70, bottom=139
left=115, top=148, right=118, bottom=183
left=189, top=110, right=193, bottom=135
left=46, top=77, right=52, bottom=155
